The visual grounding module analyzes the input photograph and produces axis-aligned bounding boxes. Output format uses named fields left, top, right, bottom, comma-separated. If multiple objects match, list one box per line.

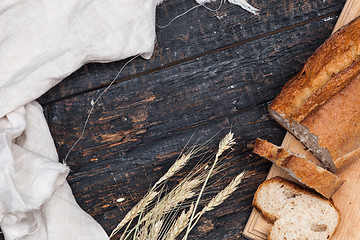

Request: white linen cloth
left=0, top=0, right=157, bottom=239
left=0, top=102, right=108, bottom=239
left=0, top=0, right=257, bottom=239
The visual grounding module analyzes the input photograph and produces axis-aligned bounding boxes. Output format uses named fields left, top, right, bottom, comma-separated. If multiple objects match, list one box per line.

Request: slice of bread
left=253, top=177, right=340, bottom=240
left=253, top=138, right=344, bottom=199
left=268, top=16, right=360, bottom=173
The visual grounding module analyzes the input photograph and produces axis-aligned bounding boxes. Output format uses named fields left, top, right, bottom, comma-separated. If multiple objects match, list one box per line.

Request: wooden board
left=39, top=0, right=344, bottom=105
left=243, top=0, right=360, bottom=239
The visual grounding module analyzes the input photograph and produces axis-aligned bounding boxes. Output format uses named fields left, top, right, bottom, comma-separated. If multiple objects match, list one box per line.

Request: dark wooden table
left=0, top=0, right=346, bottom=239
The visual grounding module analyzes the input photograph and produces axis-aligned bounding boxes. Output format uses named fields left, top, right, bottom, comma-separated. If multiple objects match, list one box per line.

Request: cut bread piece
left=253, top=138, right=344, bottom=199
left=253, top=177, right=340, bottom=240
left=269, top=16, right=360, bottom=173
left=270, top=62, right=360, bottom=173
left=269, top=16, right=360, bottom=119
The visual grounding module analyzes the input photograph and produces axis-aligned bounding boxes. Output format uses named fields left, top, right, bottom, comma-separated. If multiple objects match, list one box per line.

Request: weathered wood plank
left=42, top=16, right=338, bottom=239
left=38, top=0, right=344, bottom=105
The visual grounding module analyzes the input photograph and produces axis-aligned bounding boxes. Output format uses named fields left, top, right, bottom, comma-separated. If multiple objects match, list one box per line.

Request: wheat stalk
left=148, top=220, right=164, bottom=239
left=165, top=203, right=195, bottom=240
left=121, top=155, right=219, bottom=239
left=111, top=131, right=244, bottom=240
left=155, top=152, right=193, bottom=187
left=136, top=223, right=148, bottom=240
left=110, top=191, right=158, bottom=238
left=140, top=177, right=201, bottom=224
left=202, top=170, right=245, bottom=212
left=111, top=143, right=198, bottom=239
left=185, top=170, right=246, bottom=235
left=149, top=160, right=225, bottom=220
left=134, top=145, right=228, bottom=239
left=155, top=133, right=216, bottom=187
left=183, top=131, right=235, bottom=240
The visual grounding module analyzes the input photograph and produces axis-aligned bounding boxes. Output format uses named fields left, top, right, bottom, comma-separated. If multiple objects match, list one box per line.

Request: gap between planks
left=41, top=11, right=341, bottom=107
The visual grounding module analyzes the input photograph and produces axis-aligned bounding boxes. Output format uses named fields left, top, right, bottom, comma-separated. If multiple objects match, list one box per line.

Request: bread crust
left=269, top=16, right=360, bottom=117
left=253, top=177, right=341, bottom=240
left=268, top=16, right=360, bottom=172
left=301, top=74, right=360, bottom=169
left=292, top=59, right=360, bottom=122
left=252, top=177, right=287, bottom=223
left=253, top=138, right=344, bottom=198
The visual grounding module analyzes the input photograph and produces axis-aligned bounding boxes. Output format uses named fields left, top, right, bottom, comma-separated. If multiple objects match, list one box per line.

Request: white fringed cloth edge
left=0, top=0, right=257, bottom=239
left=0, top=0, right=156, bottom=239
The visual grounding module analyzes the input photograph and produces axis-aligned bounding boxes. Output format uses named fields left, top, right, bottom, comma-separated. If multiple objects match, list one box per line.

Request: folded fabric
left=0, top=102, right=108, bottom=239
left=0, top=0, right=156, bottom=118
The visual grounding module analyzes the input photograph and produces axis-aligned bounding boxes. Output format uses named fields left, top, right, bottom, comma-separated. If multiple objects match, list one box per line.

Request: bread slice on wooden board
left=253, top=138, right=344, bottom=199
left=253, top=177, right=340, bottom=240
left=269, top=16, right=360, bottom=173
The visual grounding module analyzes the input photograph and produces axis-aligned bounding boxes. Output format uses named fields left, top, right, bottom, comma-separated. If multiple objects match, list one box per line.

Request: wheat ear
left=111, top=140, right=198, bottom=238
left=165, top=203, right=195, bottom=240
left=155, top=151, right=193, bottom=187
left=202, top=170, right=245, bottom=212
left=186, top=170, right=246, bottom=234
left=141, top=177, right=201, bottom=224
left=148, top=220, right=164, bottom=239
left=110, top=191, right=158, bottom=238
left=183, top=131, right=235, bottom=240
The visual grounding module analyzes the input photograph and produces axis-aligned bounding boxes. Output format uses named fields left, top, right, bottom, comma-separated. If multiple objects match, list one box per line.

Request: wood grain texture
left=38, top=0, right=344, bottom=105
left=244, top=1, right=360, bottom=239
left=0, top=1, right=345, bottom=240
left=45, top=17, right=338, bottom=239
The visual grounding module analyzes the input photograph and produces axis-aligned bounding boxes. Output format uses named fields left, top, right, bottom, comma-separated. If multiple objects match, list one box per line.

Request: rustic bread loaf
left=253, top=138, right=344, bottom=198
left=253, top=177, right=340, bottom=240
left=269, top=16, right=360, bottom=173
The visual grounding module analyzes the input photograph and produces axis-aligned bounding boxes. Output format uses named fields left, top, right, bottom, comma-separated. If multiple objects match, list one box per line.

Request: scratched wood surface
left=0, top=0, right=346, bottom=239
left=244, top=0, right=360, bottom=239
left=38, top=0, right=344, bottom=105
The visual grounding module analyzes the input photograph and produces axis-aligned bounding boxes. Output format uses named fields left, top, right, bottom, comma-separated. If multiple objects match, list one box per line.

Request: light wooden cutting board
left=243, top=0, right=360, bottom=239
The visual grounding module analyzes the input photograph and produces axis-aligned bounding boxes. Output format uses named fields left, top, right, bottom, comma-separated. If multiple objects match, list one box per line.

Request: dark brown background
left=0, top=0, right=346, bottom=239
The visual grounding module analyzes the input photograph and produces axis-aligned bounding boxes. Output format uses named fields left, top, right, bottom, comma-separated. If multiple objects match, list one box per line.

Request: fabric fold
left=0, top=0, right=157, bottom=239
left=0, top=0, right=157, bottom=118
left=0, top=102, right=109, bottom=239
left=0, top=102, right=70, bottom=239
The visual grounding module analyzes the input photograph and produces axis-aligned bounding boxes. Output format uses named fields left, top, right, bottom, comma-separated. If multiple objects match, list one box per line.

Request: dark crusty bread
left=253, top=138, right=344, bottom=199
left=253, top=177, right=340, bottom=240
left=269, top=16, right=360, bottom=173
